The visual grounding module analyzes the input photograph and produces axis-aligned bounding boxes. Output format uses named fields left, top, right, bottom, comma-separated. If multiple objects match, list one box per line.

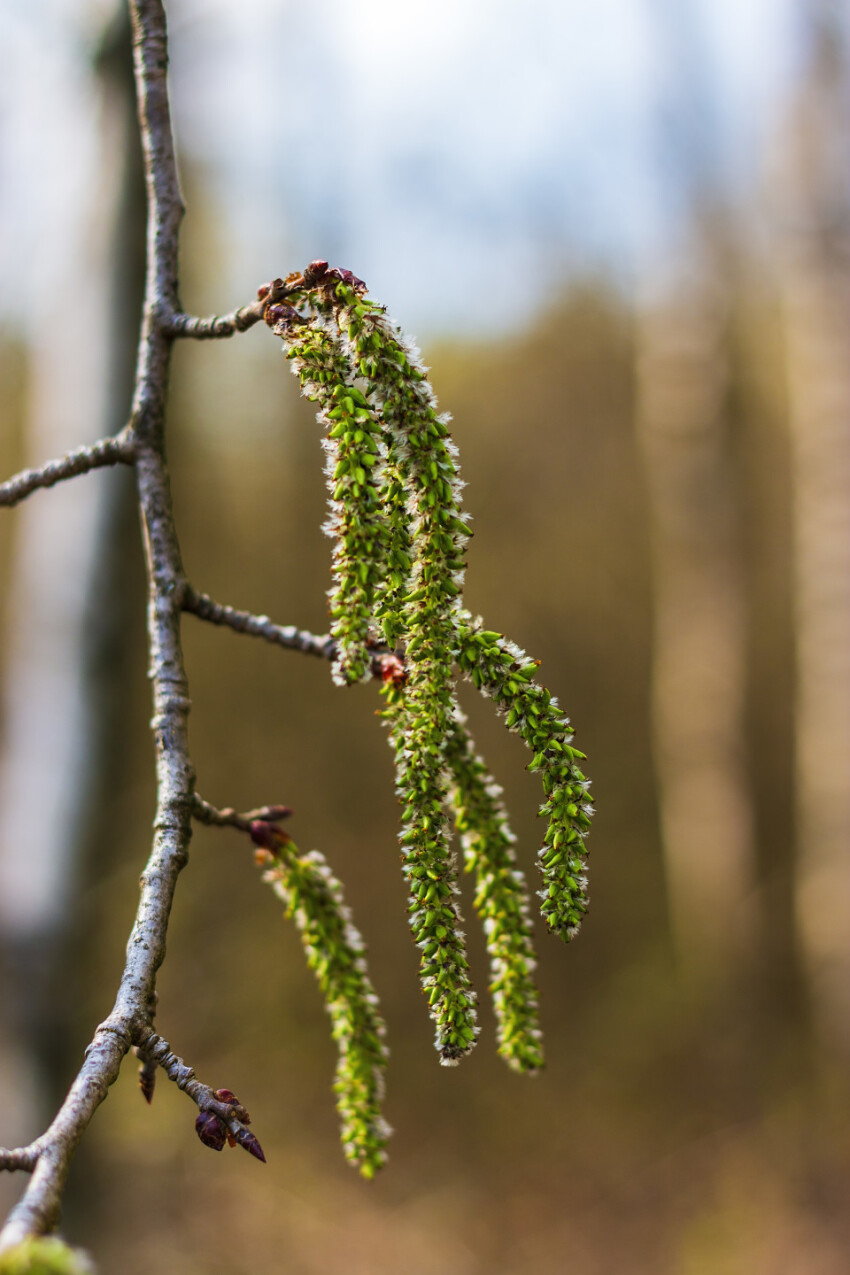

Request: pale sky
left=0, top=0, right=805, bottom=334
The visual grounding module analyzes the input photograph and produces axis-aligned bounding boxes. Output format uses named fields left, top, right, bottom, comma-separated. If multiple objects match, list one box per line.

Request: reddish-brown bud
left=327, top=266, right=366, bottom=293
left=256, top=282, right=271, bottom=300
left=234, top=1127, right=267, bottom=1163
left=249, top=821, right=291, bottom=853
left=214, top=1089, right=250, bottom=1123
left=377, top=653, right=408, bottom=688
left=138, top=1061, right=156, bottom=1105
left=195, top=1111, right=227, bottom=1152
left=266, top=303, right=305, bottom=332
left=302, top=259, right=329, bottom=286
left=257, top=805, right=293, bottom=822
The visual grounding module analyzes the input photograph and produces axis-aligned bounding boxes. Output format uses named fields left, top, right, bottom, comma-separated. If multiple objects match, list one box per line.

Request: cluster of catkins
left=258, top=262, right=593, bottom=1174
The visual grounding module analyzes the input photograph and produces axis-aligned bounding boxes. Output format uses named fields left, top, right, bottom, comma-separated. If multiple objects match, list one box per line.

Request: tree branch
left=191, top=793, right=293, bottom=833
left=163, top=278, right=298, bottom=339
left=182, top=585, right=338, bottom=659
left=134, top=1031, right=266, bottom=1162
left=0, top=0, right=194, bottom=1249
left=0, top=1148, right=41, bottom=1175
left=0, top=433, right=135, bottom=508
left=180, top=587, right=407, bottom=691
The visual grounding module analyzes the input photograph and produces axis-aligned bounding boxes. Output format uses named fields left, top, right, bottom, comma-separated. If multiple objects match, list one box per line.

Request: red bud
left=249, top=821, right=291, bottom=852
left=195, top=1111, right=226, bottom=1152
left=302, top=259, right=329, bottom=286
left=327, top=266, right=366, bottom=292
left=378, top=654, right=407, bottom=689
left=234, top=1127, right=267, bottom=1163
left=214, top=1089, right=250, bottom=1124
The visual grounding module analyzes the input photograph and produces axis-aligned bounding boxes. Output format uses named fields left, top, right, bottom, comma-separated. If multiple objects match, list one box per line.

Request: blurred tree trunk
left=636, top=235, right=757, bottom=984
left=0, top=7, right=144, bottom=1217
left=774, top=4, right=850, bottom=1052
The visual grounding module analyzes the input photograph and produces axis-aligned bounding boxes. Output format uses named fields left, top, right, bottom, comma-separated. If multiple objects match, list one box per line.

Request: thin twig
left=191, top=793, right=293, bottom=833
left=163, top=278, right=298, bottom=339
left=0, top=433, right=135, bottom=508
left=165, top=300, right=267, bottom=339
left=181, top=586, right=403, bottom=684
left=182, top=585, right=337, bottom=659
left=133, top=1031, right=264, bottom=1161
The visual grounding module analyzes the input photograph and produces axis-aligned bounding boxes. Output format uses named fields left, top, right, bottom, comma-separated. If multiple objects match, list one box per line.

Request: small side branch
left=182, top=586, right=337, bottom=659
left=164, top=302, right=267, bottom=340
left=0, top=433, right=135, bottom=508
left=0, top=1147, right=41, bottom=1175
left=192, top=793, right=292, bottom=833
left=181, top=587, right=402, bottom=684
left=135, top=1031, right=265, bottom=1162
left=163, top=278, right=296, bottom=340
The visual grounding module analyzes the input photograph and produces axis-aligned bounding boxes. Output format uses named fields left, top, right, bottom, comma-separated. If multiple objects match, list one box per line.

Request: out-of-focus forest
left=2, top=1, right=850, bottom=1272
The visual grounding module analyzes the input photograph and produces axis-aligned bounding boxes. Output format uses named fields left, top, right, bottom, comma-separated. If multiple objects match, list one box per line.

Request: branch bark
left=0, top=0, right=195, bottom=1249
left=182, top=585, right=337, bottom=659
left=0, top=434, right=134, bottom=508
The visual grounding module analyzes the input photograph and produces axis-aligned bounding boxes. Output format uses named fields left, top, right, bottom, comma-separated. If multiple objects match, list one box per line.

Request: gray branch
left=0, top=433, right=135, bottom=508
left=191, top=793, right=293, bottom=833
left=165, top=301, right=267, bottom=339
left=0, top=0, right=323, bottom=1250
left=0, top=1147, right=41, bottom=1175
left=182, top=585, right=337, bottom=659
left=0, top=0, right=195, bottom=1249
left=134, top=1031, right=265, bottom=1161
left=163, top=279, right=298, bottom=339
left=181, top=587, right=403, bottom=686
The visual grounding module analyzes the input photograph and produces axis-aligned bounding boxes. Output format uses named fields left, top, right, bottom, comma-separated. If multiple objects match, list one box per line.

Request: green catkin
left=272, top=308, right=386, bottom=685
left=259, top=839, right=390, bottom=1176
left=454, top=612, right=593, bottom=939
left=266, top=265, right=594, bottom=1068
left=332, top=286, right=466, bottom=652
left=381, top=682, right=478, bottom=1064
left=0, top=1239, right=94, bottom=1275
left=329, top=281, right=479, bottom=1062
left=444, top=706, right=544, bottom=1073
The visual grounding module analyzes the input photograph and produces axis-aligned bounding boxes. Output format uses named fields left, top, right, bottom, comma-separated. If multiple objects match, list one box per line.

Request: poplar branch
left=163, top=278, right=298, bottom=339
left=182, top=586, right=338, bottom=659
left=133, top=1032, right=265, bottom=1161
left=0, top=1148, right=40, bottom=1175
left=0, top=433, right=135, bottom=507
left=181, top=586, right=399, bottom=680
left=0, top=0, right=196, bottom=1249
left=191, top=793, right=293, bottom=833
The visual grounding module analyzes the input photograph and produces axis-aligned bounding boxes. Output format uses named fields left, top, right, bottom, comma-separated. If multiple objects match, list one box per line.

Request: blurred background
left=2, top=0, right=850, bottom=1271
